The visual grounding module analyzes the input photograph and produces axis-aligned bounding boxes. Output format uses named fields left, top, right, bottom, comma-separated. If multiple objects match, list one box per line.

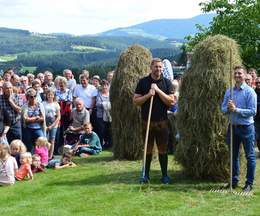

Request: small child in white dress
left=0, top=144, right=18, bottom=186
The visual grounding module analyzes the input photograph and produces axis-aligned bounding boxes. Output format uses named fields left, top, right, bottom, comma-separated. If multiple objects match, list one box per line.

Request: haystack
left=110, top=45, right=152, bottom=160
left=175, top=35, right=242, bottom=181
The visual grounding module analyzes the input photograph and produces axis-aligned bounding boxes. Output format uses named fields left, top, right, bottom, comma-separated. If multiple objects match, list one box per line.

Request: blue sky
left=0, top=0, right=205, bottom=35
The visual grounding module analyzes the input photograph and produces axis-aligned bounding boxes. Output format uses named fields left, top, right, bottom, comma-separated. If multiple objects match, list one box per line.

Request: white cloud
left=0, top=0, right=205, bottom=34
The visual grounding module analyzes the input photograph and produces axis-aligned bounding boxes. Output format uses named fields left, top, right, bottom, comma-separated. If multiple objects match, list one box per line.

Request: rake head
left=210, top=189, right=253, bottom=197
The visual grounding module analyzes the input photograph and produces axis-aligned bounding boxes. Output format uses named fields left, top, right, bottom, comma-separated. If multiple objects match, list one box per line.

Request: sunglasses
left=29, top=95, right=36, bottom=99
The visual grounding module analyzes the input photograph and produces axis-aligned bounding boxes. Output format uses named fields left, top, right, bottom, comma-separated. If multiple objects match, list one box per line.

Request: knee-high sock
left=145, top=154, right=152, bottom=177
left=159, top=153, right=168, bottom=177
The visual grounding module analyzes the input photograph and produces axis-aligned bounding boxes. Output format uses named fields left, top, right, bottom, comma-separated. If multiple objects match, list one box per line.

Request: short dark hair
left=234, top=65, right=246, bottom=71
left=62, top=152, right=73, bottom=159
left=101, top=79, right=109, bottom=86
left=248, top=68, right=256, bottom=73
left=83, top=122, right=92, bottom=128
left=32, top=80, right=41, bottom=86
left=234, top=65, right=247, bottom=74
left=3, top=69, right=12, bottom=75
left=79, top=74, right=89, bottom=80
left=151, top=58, right=162, bottom=66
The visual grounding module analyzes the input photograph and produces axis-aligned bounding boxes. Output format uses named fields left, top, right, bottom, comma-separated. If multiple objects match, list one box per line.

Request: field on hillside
left=0, top=55, right=17, bottom=62
left=72, top=45, right=107, bottom=52
left=1, top=151, right=260, bottom=216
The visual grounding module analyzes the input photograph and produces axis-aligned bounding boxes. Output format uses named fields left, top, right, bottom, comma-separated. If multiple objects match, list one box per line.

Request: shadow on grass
left=46, top=168, right=222, bottom=193
left=72, top=150, right=114, bottom=164
left=74, top=156, right=114, bottom=164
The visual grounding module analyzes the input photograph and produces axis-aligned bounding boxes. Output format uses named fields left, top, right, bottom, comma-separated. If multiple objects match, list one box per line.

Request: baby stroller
left=58, top=130, right=82, bottom=154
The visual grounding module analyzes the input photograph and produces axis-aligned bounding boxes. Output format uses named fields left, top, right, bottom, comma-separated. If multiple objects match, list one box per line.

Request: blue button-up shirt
left=221, top=83, right=257, bottom=125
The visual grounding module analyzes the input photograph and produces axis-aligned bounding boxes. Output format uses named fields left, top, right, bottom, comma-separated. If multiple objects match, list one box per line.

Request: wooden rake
left=140, top=95, right=154, bottom=184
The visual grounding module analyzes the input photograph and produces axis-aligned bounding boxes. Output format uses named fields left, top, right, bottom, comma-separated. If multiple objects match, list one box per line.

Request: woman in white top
left=43, top=89, right=60, bottom=159
left=95, top=80, right=112, bottom=148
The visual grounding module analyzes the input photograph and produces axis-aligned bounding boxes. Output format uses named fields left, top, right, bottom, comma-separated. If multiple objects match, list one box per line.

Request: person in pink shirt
left=34, top=137, right=50, bottom=166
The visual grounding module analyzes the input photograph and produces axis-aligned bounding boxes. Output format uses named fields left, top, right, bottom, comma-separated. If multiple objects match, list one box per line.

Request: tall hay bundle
left=175, top=35, right=242, bottom=181
left=110, top=45, right=152, bottom=160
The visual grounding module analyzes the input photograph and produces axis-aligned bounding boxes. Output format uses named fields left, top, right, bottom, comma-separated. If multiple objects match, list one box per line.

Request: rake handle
left=142, top=95, right=154, bottom=177
left=229, top=49, right=233, bottom=192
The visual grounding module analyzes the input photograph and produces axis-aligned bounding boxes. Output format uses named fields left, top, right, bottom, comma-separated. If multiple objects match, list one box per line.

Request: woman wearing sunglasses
left=22, top=88, right=46, bottom=152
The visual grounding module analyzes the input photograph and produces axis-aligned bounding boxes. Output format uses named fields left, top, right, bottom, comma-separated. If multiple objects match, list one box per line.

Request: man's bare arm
left=151, top=84, right=175, bottom=107
left=133, top=89, right=155, bottom=106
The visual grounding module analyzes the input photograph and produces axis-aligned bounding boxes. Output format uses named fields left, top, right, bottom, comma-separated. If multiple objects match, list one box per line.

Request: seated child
left=10, top=139, right=27, bottom=167
left=0, top=144, right=18, bottom=186
left=48, top=152, right=76, bottom=169
left=15, top=152, right=33, bottom=181
left=31, top=154, right=45, bottom=173
left=74, top=123, right=102, bottom=157
left=34, top=137, right=50, bottom=166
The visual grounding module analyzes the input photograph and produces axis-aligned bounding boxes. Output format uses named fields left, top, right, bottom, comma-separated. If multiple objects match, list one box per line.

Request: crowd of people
left=0, top=68, right=113, bottom=185
left=0, top=60, right=259, bottom=191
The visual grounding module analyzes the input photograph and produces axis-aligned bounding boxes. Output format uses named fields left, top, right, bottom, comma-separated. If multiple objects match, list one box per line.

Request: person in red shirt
left=248, top=68, right=257, bottom=89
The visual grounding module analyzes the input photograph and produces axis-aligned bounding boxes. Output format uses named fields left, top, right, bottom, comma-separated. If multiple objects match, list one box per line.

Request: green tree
left=187, top=0, right=260, bottom=69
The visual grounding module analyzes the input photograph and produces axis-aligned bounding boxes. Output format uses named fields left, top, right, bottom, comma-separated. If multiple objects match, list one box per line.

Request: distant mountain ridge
left=0, top=25, right=181, bottom=72
left=99, top=14, right=215, bottom=39
left=0, top=14, right=215, bottom=72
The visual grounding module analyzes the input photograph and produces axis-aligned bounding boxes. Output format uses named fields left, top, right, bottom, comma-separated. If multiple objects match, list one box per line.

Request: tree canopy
left=187, top=0, right=260, bottom=70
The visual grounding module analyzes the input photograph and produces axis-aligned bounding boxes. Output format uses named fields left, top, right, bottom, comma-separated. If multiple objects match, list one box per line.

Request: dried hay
left=175, top=35, right=242, bottom=181
left=110, top=45, right=152, bottom=160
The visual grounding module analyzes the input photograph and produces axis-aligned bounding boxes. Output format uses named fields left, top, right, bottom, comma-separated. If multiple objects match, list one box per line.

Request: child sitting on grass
left=10, top=139, right=27, bottom=167
left=0, top=144, right=18, bottom=186
left=31, top=154, right=45, bottom=173
left=15, top=152, right=33, bottom=181
left=48, top=152, right=76, bottom=169
left=34, top=137, right=51, bottom=166
left=74, top=123, right=102, bottom=158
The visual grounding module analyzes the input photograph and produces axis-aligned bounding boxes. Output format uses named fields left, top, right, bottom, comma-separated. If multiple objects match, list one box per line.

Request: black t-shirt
left=135, top=74, right=174, bottom=122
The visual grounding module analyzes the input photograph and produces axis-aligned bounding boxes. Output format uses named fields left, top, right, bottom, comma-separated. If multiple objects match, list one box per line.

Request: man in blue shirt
left=221, top=66, right=257, bottom=193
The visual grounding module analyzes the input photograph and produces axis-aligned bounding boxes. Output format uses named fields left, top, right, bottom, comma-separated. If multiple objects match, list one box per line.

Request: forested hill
left=0, top=14, right=214, bottom=75
left=0, top=27, right=177, bottom=55
left=0, top=27, right=182, bottom=76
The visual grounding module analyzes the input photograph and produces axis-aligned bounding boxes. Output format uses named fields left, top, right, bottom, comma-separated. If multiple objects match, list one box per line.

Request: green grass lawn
left=1, top=151, right=260, bottom=216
